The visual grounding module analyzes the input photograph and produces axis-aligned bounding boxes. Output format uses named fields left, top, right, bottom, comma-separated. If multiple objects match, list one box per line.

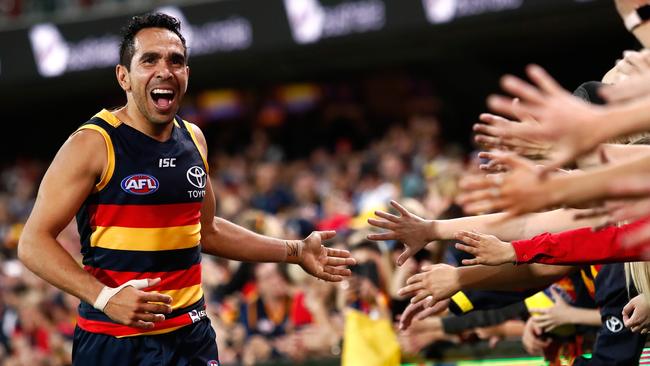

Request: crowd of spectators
left=0, top=72, right=536, bottom=365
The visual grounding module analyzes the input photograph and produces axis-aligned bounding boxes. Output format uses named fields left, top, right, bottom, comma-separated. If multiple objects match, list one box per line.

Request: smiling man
left=17, top=13, right=355, bottom=365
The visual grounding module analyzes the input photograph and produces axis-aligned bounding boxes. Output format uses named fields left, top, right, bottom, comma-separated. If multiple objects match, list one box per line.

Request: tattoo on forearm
left=286, top=240, right=300, bottom=258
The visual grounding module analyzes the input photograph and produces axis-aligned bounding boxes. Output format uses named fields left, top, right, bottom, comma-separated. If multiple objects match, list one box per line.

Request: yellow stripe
left=157, top=284, right=204, bottom=310
left=93, top=109, right=123, bottom=127
left=90, top=224, right=201, bottom=251
left=451, top=291, right=474, bottom=313
left=183, top=120, right=209, bottom=174
left=591, top=265, right=599, bottom=279
left=524, top=292, right=554, bottom=314
left=75, top=124, right=115, bottom=192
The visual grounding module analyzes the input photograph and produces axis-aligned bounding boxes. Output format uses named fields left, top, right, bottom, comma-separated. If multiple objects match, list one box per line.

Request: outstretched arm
left=367, top=200, right=604, bottom=265
left=486, top=64, right=650, bottom=170
left=529, top=287, right=601, bottom=333
left=458, top=150, right=650, bottom=217
left=454, top=217, right=650, bottom=266
left=395, top=263, right=572, bottom=329
left=398, top=263, right=572, bottom=306
left=191, top=124, right=355, bottom=281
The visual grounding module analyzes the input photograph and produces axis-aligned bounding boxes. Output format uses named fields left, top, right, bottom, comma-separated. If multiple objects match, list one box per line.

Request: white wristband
left=93, top=279, right=150, bottom=312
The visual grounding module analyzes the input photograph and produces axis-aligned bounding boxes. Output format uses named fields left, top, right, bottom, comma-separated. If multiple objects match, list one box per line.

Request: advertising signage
left=0, top=0, right=607, bottom=86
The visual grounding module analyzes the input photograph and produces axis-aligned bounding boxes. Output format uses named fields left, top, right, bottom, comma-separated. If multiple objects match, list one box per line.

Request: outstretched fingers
left=367, top=231, right=398, bottom=241
left=397, top=247, right=414, bottom=266
left=323, top=265, right=351, bottom=277
left=390, top=200, right=410, bottom=216
left=526, top=64, right=564, bottom=95
left=367, top=218, right=396, bottom=230
left=455, top=230, right=483, bottom=243
left=374, top=210, right=401, bottom=222
left=317, top=230, right=337, bottom=241
left=326, top=247, right=352, bottom=259
left=399, top=299, right=427, bottom=330
left=398, top=281, right=424, bottom=298
left=500, top=74, right=546, bottom=106
left=455, top=243, right=478, bottom=256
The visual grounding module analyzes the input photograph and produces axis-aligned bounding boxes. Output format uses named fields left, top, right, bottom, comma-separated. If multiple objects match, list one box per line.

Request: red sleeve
left=512, top=217, right=650, bottom=265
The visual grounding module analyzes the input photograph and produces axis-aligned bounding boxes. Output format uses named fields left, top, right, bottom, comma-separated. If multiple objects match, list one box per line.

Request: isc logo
left=121, top=174, right=159, bottom=195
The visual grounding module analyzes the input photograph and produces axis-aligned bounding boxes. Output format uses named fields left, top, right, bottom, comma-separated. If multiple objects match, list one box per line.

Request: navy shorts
left=72, top=318, right=219, bottom=366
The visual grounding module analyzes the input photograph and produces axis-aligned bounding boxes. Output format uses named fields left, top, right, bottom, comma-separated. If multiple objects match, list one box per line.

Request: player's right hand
left=103, top=278, right=173, bottom=329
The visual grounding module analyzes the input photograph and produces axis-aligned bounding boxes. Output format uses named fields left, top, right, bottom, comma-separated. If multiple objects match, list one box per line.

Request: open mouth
left=150, top=88, right=176, bottom=110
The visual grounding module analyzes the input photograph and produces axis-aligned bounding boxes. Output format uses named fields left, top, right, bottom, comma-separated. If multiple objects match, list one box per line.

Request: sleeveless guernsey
left=74, top=109, right=209, bottom=337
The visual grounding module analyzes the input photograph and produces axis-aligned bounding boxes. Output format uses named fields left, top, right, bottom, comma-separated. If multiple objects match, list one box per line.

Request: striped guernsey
left=74, top=109, right=208, bottom=337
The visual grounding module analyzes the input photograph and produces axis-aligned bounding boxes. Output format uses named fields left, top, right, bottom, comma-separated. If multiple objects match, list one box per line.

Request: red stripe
left=77, top=313, right=192, bottom=337
left=84, top=264, right=201, bottom=291
left=88, top=203, right=201, bottom=228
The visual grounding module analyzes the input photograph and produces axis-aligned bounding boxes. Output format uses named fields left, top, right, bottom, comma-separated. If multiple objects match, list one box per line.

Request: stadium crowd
left=10, top=0, right=650, bottom=365
left=0, top=77, right=493, bottom=365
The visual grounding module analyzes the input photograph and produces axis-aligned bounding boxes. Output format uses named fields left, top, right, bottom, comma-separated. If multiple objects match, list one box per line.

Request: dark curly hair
left=119, top=12, right=187, bottom=70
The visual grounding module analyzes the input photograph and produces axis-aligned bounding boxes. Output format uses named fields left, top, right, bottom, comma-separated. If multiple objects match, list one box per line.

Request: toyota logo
left=186, top=166, right=207, bottom=189
left=605, top=316, right=623, bottom=333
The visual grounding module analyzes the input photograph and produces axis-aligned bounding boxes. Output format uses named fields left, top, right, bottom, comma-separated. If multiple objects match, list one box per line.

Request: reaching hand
left=623, top=294, right=650, bottom=333
left=474, top=105, right=551, bottom=162
left=522, top=317, right=551, bottom=356
left=103, top=278, right=173, bottom=329
left=299, top=231, right=356, bottom=282
left=599, top=197, right=650, bottom=225
left=398, top=297, right=450, bottom=331
left=398, top=263, right=459, bottom=308
left=487, top=64, right=607, bottom=171
left=529, top=288, right=572, bottom=333
left=457, top=151, right=556, bottom=217
left=367, top=200, right=435, bottom=266
left=453, top=230, right=516, bottom=266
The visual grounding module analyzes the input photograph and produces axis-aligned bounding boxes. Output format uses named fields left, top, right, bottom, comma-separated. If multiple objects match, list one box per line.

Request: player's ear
left=116, top=64, right=131, bottom=92
left=183, top=66, right=190, bottom=93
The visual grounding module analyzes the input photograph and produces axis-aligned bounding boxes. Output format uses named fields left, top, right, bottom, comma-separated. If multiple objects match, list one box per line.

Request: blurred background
left=0, top=0, right=640, bottom=365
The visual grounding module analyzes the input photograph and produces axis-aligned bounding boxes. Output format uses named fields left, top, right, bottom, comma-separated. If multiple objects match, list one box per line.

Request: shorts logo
left=186, top=166, right=207, bottom=189
left=605, top=316, right=623, bottom=333
left=207, top=361, right=219, bottom=366
left=121, top=174, right=159, bottom=195
left=189, top=309, right=207, bottom=323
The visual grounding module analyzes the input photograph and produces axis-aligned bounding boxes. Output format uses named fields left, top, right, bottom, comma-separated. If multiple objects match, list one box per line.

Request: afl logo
left=187, top=166, right=207, bottom=189
left=121, top=174, right=159, bottom=195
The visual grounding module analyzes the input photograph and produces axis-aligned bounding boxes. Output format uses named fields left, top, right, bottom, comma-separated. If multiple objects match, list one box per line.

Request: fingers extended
left=323, top=265, right=351, bottom=277
left=326, top=247, right=352, bottom=258
left=140, top=292, right=173, bottom=304
left=367, top=218, right=397, bottom=230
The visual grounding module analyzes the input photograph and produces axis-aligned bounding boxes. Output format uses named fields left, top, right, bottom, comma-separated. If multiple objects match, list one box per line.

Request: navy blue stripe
left=83, top=246, right=201, bottom=272
left=78, top=297, right=205, bottom=323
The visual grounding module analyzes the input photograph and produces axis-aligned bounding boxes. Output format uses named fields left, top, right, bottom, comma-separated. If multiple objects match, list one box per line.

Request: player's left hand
left=299, top=231, right=356, bottom=282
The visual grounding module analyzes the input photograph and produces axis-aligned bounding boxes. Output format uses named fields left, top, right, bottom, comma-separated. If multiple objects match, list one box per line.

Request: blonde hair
left=625, top=262, right=650, bottom=302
